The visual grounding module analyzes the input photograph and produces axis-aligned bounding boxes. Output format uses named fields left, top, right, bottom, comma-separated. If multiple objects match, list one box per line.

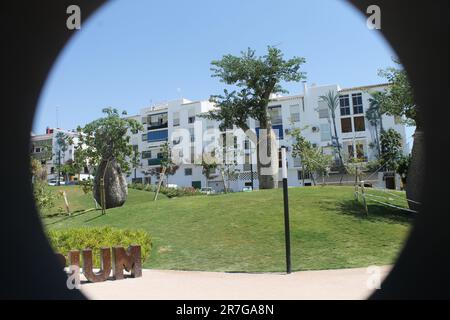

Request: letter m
left=112, top=245, right=142, bottom=280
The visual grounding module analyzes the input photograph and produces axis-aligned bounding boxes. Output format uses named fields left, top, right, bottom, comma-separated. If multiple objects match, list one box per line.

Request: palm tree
left=368, top=91, right=385, bottom=131
left=367, top=91, right=385, bottom=157
left=319, top=91, right=343, bottom=168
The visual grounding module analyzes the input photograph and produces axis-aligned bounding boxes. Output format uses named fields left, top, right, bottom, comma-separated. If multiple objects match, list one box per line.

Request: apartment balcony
left=147, top=122, right=168, bottom=131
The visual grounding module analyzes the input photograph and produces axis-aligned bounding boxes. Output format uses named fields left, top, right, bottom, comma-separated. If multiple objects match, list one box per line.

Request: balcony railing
left=147, top=122, right=168, bottom=130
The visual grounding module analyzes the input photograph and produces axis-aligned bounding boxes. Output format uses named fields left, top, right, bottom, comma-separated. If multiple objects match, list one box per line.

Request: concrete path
left=80, top=266, right=390, bottom=300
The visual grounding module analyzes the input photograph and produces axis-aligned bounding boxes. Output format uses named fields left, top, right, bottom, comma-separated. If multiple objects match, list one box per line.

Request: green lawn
left=42, top=185, right=412, bottom=272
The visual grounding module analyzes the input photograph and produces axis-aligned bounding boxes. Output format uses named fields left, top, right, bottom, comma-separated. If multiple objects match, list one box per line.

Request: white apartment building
left=126, top=83, right=408, bottom=192
left=30, top=127, right=89, bottom=181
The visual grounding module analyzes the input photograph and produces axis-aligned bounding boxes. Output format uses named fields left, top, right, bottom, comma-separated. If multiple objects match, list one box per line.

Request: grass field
left=42, top=185, right=413, bottom=272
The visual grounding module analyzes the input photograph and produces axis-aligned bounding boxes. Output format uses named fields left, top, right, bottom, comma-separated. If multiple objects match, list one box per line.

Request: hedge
left=47, top=227, right=152, bottom=268
left=128, top=183, right=202, bottom=198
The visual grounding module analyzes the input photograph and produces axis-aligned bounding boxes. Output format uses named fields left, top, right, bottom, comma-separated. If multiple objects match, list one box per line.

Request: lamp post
left=281, top=146, right=292, bottom=274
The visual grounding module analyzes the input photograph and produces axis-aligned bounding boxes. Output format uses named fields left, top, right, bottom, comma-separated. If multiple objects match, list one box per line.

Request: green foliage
left=204, top=46, right=306, bottom=131
left=319, top=91, right=343, bottom=166
left=290, top=127, right=333, bottom=178
left=380, top=129, right=403, bottom=171
left=396, top=154, right=411, bottom=182
left=75, top=108, right=143, bottom=173
left=129, top=183, right=201, bottom=198
left=46, top=227, right=151, bottom=268
left=201, top=159, right=218, bottom=179
left=366, top=159, right=382, bottom=172
left=33, top=180, right=59, bottom=212
left=377, top=63, right=417, bottom=127
left=30, top=158, right=47, bottom=181
left=79, top=178, right=94, bottom=194
left=160, top=142, right=179, bottom=176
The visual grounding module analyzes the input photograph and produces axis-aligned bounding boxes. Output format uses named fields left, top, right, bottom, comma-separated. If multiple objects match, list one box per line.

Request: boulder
left=93, top=159, right=128, bottom=209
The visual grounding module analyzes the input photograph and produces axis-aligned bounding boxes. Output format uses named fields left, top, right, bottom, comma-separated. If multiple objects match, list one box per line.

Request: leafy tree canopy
left=75, top=108, right=143, bottom=173
left=204, top=46, right=306, bottom=131
left=377, top=63, right=417, bottom=127
left=380, top=128, right=403, bottom=171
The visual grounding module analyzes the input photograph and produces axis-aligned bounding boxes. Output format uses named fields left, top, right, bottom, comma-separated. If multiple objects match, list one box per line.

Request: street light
left=281, top=146, right=292, bottom=274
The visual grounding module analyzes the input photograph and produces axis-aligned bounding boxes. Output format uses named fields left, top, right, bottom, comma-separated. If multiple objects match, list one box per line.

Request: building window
left=50, top=167, right=55, bottom=174
left=339, top=95, right=351, bottom=116
left=347, top=143, right=365, bottom=160
left=289, top=104, right=300, bottom=122
left=268, top=105, right=282, bottom=125
left=84, top=166, right=89, bottom=174
left=341, top=118, right=352, bottom=133
left=173, top=112, right=180, bottom=127
left=297, top=170, right=310, bottom=180
left=317, top=100, right=329, bottom=119
left=147, top=130, right=168, bottom=143
left=148, top=113, right=168, bottom=130
left=142, top=151, right=152, bottom=159
left=278, top=148, right=286, bottom=168
left=188, top=116, right=195, bottom=124
left=189, top=128, right=195, bottom=142
left=192, top=181, right=201, bottom=189
left=185, top=168, right=192, bottom=176
left=244, top=154, right=252, bottom=171
left=244, top=139, right=250, bottom=150
left=293, top=157, right=301, bottom=167
left=356, top=143, right=365, bottom=160
left=352, top=93, right=363, bottom=114
left=190, top=146, right=195, bottom=163
left=141, top=133, right=148, bottom=141
left=35, top=147, right=41, bottom=153
left=320, top=123, right=331, bottom=142
left=354, top=116, right=366, bottom=132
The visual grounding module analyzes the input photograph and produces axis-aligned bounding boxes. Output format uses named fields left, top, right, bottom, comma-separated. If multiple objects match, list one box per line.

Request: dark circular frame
left=1, top=0, right=448, bottom=299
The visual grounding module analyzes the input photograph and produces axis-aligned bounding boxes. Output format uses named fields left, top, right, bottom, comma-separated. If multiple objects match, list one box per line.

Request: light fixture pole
left=281, top=146, right=292, bottom=274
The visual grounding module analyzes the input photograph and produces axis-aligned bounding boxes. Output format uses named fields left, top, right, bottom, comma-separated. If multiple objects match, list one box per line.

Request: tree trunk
left=406, top=129, right=424, bottom=211
left=374, top=122, right=381, bottom=157
left=154, top=166, right=166, bottom=201
left=257, top=121, right=279, bottom=189
left=220, top=168, right=227, bottom=193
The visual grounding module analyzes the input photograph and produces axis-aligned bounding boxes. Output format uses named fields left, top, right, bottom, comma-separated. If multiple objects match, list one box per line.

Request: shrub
left=33, top=180, right=60, bottom=213
left=46, top=227, right=152, bottom=268
left=128, top=183, right=202, bottom=198
left=159, top=186, right=201, bottom=198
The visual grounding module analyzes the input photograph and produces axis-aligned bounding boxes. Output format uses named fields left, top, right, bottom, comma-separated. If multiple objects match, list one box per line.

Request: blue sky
left=34, top=0, right=413, bottom=146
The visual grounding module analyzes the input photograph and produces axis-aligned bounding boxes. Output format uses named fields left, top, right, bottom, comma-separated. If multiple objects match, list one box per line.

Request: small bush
left=47, top=227, right=152, bottom=268
left=33, top=180, right=60, bottom=213
left=159, top=186, right=201, bottom=198
left=128, top=183, right=202, bottom=198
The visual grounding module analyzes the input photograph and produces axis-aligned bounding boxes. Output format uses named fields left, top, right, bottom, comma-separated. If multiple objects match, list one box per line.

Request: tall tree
left=203, top=46, right=306, bottom=189
left=154, top=142, right=178, bottom=201
left=290, top=127, right=332, bottom=185
left=54, top=131, right=69, bottom=186
left=377, top=62, right=422, bottom=210
left=319, top=91, right=343, bottom=169
left=380, top=129, right=403, bottom=171
left=366, top=91, right=385, bottom=156
left=76, top=108, right=142, bottom=209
